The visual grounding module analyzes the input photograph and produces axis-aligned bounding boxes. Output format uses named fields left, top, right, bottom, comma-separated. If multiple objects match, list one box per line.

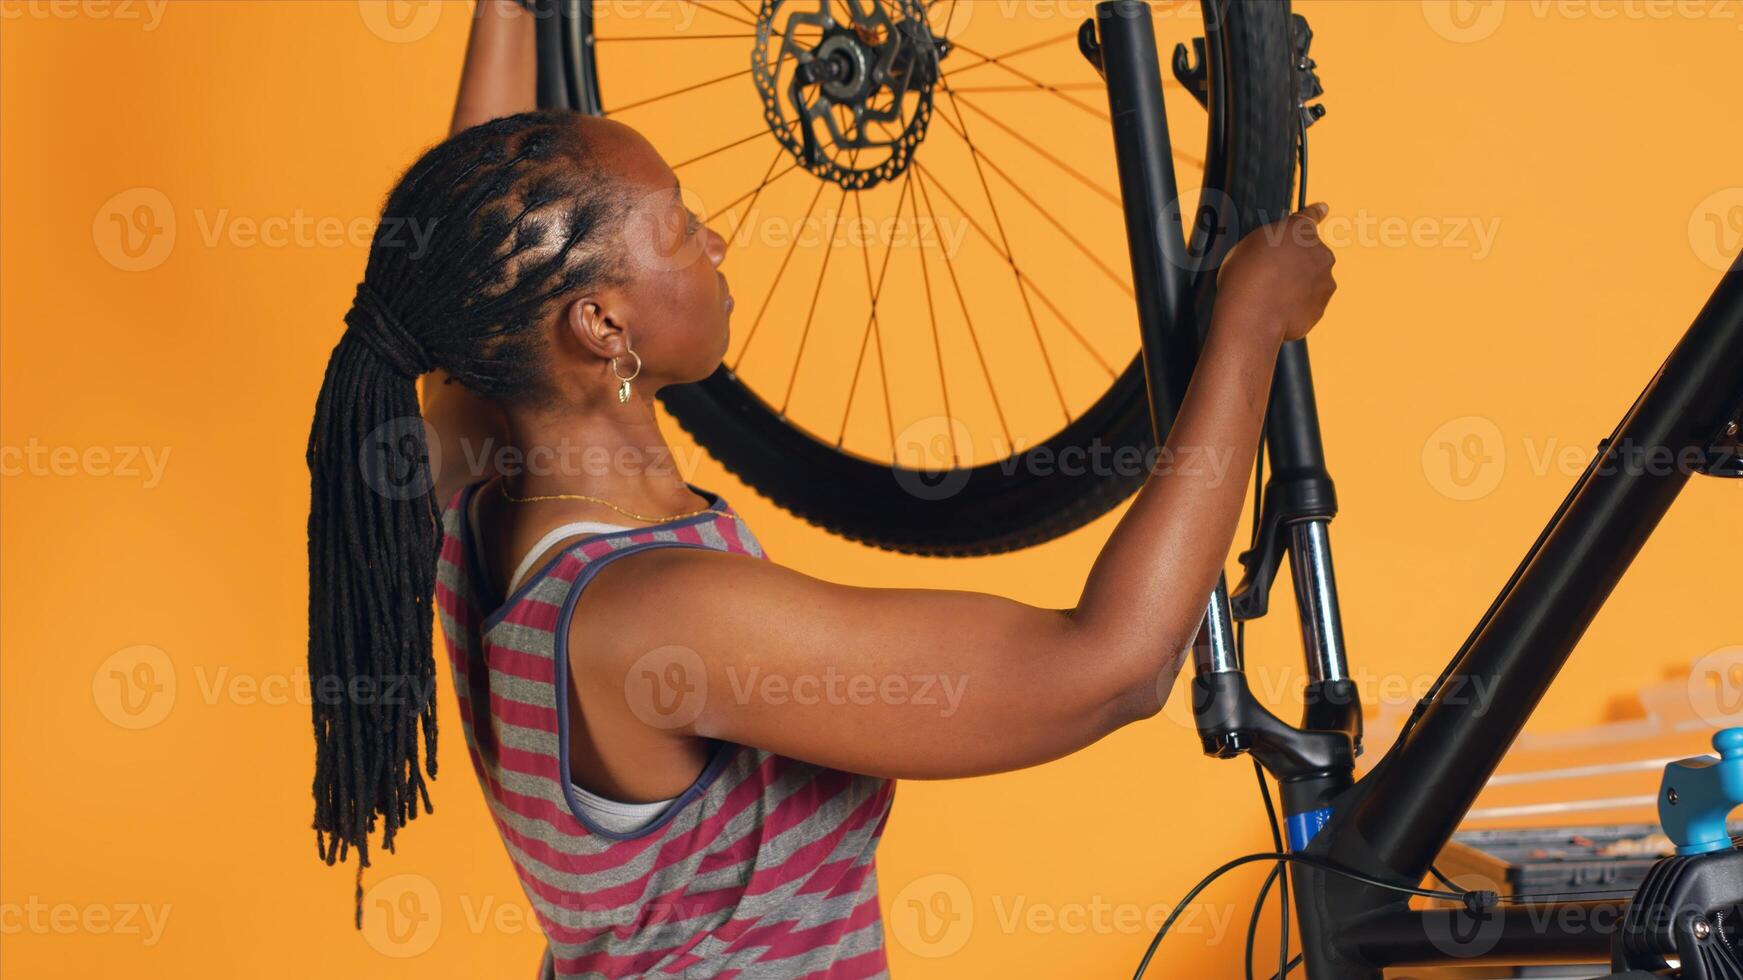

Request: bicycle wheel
left=538, top=0, right=1297, bottom=555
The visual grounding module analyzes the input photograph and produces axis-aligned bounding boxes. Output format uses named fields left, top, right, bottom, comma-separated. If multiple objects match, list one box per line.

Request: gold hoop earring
left=611, top=347, right=642, bottom=404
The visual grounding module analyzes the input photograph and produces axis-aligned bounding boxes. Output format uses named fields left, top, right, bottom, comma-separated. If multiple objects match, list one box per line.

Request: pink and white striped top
left=434, top=483, right=896, bottom=978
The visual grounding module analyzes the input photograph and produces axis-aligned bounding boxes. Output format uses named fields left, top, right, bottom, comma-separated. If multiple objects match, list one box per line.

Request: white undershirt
left=469, top=488, right=676, bottom=833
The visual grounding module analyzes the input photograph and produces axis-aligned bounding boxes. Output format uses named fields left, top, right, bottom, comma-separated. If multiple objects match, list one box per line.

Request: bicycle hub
left=752, top=0, right=948, bottom=190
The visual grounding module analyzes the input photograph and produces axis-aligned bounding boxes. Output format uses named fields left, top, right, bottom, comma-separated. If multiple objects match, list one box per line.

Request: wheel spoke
left=837, top=172, right=913, bottom=449
left=948, top=94, right=1122, bottom=207
left=939, top=81, right=1072, bottom=420
left=914, top=166, right=1013, bottom=454
left=671, top=119, right=797, bottom=172
left=686, top=0, right=759, bottom=30
left=945, top=82, right=1107, bottom=93
left=938, top=28, right=1080, bottom=77
left=711, top=146, right=786, bottom=244
left=906, top=175, right=960, bottom=466
left=779, top=185, right=850, bottom=415
left=598, top=33, right=760, bottom=41
left=930, top=106, right=1133, bottom=300
left=732, top=175, right=829, bottom=372
left=603, top=65, right=755, bottom=117
left=941, top=38, right=1108, bottom=122
left=915, top=160, right=1117, bottom=378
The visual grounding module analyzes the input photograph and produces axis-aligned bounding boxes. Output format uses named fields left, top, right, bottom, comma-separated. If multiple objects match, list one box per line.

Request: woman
left=305, top=3, right=1336, bottom=976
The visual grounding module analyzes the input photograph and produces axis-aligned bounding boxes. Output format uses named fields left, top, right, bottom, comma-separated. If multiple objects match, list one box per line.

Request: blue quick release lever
left=1660, top=727, right=1743, bottom=855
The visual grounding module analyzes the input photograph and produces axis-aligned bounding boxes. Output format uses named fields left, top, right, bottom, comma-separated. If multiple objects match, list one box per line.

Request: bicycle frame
left=1090, top=1, right=1743, bottom=976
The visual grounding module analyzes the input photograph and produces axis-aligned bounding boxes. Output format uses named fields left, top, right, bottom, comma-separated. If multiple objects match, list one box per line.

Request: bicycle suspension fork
left=1089, top=0, right=1358, bottom=786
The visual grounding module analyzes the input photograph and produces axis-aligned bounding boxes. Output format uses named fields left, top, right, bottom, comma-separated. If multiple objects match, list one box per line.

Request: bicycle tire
left=543, top=0, right=1298, bottom=555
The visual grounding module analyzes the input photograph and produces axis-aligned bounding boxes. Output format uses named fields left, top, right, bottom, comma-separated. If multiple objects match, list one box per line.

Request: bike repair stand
left=1612, top=729, right=1743, bottom=978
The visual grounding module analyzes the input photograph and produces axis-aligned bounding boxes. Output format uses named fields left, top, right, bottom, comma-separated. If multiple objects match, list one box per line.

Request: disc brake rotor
left=752, top=0, right=948, bottom=190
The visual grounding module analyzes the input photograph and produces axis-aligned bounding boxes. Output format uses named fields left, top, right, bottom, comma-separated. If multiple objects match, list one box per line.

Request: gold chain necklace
left=496, top=478, right=716, bottom=524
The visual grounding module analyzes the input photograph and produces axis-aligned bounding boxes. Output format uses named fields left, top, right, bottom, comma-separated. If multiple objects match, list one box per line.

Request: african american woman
left=304, top=2, right=1337, bottom=976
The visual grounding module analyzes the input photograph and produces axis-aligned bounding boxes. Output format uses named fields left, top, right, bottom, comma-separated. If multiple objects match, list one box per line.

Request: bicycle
left=534, top=1, right=1743, bottom=976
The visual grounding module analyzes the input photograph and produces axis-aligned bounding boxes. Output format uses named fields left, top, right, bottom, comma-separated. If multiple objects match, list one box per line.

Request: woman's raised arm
left=573, top=207, right=1338, bottom=780
left=427, top=1, right=538, bottom=507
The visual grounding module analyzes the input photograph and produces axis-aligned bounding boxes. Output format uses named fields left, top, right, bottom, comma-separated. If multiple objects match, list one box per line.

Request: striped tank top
left=433, top=482, right=896, bottom=979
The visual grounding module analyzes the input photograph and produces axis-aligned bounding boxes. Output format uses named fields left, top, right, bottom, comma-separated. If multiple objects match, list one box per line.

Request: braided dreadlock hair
left=305, top=110, right=629, bottom=924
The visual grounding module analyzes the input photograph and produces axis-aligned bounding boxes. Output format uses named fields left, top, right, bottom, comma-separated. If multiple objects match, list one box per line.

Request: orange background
left=2, top=1, right=1739, bottom=977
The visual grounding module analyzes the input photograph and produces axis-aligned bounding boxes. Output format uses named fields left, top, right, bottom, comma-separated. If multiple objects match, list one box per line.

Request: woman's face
left=601, top=120, right=732, bottom=386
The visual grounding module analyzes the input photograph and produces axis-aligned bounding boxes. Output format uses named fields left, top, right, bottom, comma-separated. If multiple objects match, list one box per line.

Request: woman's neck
left=497, top=400, right=704, bottom=516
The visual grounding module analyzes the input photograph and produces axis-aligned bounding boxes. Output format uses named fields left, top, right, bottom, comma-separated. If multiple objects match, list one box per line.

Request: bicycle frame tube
left=1294, top=259, right=1743, bottom=977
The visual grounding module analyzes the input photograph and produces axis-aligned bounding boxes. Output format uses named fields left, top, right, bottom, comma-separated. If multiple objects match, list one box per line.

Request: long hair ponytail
left=305, top=110, right=628, bottom=924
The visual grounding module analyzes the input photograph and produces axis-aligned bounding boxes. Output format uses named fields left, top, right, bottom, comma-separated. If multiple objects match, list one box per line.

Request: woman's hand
left=1217, top=202, right=1338, bottom=343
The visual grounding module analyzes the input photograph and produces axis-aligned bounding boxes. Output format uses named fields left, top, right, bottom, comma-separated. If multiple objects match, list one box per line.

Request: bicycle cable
left=1232, top=110, right=1314, bottom=980
left=1131, top=851, right=1501, bottom=980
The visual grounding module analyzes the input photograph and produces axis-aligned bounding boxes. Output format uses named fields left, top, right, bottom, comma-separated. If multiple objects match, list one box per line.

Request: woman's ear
left=563, top=294, right=631, bottom=360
